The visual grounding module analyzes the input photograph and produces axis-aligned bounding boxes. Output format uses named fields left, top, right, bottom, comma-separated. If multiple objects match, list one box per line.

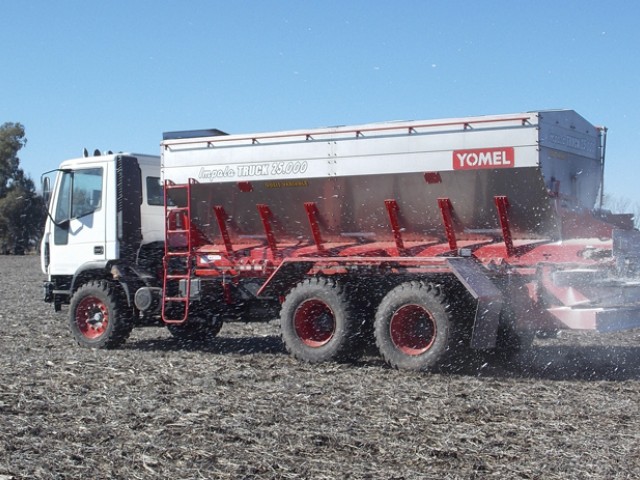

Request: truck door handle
left=94, top=246, right=104, bottom=255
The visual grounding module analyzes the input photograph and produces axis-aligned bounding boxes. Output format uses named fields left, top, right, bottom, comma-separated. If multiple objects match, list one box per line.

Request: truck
left=40, top=110, right=640, bottom=371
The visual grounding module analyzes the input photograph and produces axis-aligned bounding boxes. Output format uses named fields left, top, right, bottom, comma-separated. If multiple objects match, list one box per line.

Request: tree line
left=0, top=122, right=45, bottom=254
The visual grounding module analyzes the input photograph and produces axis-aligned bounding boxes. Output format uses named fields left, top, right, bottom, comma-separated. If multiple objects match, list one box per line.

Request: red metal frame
left=384, top=199, right=405, bottom=255
left=494, top=195, right=515, bottom=257
left=162, top=178, right=636, bottom=335
left=191, top=194, right=611, bottom=274
left=424, top=172, right=442, bottom=184
left=257, top=204, right=279, bottom=258
left=304, top=202, right=325, bottom=252
left=437, top=198, right=457, bottom=251
left=213, top=205, right=234, bottom=258
left=237, top=181, right=253, bottom=193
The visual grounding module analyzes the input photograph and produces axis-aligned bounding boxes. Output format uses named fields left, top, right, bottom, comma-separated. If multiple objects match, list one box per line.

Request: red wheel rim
left=390, top=304, right=436, bottom=355
left=294, top=299, right=336, bottom=347
left=75, top=296, right=109, bottom=339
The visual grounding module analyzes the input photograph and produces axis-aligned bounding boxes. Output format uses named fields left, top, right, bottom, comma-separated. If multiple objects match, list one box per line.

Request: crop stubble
left=0, top=256, right=639, bottom=479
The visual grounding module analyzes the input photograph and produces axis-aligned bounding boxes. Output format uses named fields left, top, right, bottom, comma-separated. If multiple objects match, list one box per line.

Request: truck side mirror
left=42, top=176, right=52, bottom=205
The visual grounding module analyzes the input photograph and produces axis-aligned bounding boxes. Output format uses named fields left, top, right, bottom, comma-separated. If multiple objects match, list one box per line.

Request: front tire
left=280, top=277, right=358, bottom=363
left=69, top=280, right=133, bottom=349
left=374, top=281, right=456, bottom=371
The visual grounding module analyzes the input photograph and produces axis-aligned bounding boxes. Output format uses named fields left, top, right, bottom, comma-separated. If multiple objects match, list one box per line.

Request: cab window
left=55, top=168, right=103, bottom=222
left=146, top=177, right=164, bottom=206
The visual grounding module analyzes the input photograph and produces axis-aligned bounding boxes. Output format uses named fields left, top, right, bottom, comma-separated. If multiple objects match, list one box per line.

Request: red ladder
left=162, top=179, right=197, bottom=324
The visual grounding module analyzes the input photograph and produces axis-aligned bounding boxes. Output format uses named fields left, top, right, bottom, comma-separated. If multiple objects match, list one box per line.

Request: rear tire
left=69, top=280, right=133, bottom=349
left=374, top=281, right=457, bottom=371
left=167, top=315, right=223, bottom=342
left=280, top=277, right=358, bottom=363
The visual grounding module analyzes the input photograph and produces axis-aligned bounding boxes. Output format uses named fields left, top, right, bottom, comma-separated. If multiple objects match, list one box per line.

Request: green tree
left=0, top=122, right=45, bottom=254
left=0, top=123, right=26, bottom=197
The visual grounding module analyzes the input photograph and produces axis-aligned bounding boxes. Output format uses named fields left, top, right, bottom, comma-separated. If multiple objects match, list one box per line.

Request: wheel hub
left=76, top=297, right=109, bottom=339
left=294, top=299, right=336, bottom=348
left=89, top=312, right=104, bottom=326
left=390, top=304, right=436, bottom=356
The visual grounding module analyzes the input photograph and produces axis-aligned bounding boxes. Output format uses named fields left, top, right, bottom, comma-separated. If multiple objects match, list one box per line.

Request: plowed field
left=1, top=256, right=639, bottom=479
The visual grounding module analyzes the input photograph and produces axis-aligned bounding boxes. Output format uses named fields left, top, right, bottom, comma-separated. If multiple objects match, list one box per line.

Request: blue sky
left=3, top=1, right=640, bottom=203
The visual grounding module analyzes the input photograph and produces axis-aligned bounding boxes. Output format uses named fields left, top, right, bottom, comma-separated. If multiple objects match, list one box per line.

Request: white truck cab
left=41, top=153, right=164, bottom=345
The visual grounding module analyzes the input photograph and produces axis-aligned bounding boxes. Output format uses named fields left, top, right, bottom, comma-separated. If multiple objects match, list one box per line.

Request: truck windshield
left=54, top=168, right=103, bottom=222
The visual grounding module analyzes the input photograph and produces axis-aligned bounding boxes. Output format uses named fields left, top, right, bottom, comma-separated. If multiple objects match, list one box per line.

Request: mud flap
left=446, top=257, right=503, bottom=349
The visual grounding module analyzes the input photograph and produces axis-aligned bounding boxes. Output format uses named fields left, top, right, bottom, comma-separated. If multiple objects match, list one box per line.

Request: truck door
left=48, top=165, right=107, bottom=275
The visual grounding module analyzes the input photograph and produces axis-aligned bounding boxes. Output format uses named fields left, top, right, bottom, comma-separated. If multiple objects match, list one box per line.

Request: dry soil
left=1, top=256, right=639, bottom=479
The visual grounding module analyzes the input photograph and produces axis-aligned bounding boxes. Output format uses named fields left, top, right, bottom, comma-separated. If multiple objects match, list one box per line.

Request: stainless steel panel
left=180, top=166, right=558, bottom=245
left=164, top=110, right=604, bottom=245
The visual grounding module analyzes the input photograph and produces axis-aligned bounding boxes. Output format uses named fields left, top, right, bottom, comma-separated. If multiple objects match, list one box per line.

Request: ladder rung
left=164, top=318, right=187, bottom=324
left=164, top=296, right=188, bottom=302
left=167, top=229, right=189, bottom=234
left=166, top=274, right=190, bottom=280
left=165, top=251, right=191, bottom=257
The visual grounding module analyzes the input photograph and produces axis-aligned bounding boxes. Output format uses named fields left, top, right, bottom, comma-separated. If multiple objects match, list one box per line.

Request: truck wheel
left=374, top=281, right=454, bottom=371
left=167, top=315, right=223, bottom=342
left=280, top=278, right=357, bottom=363
left=69, top=280, right=133, bottom=349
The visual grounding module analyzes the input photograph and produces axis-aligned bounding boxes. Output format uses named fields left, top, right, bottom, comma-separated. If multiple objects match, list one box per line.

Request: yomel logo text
left=453, top=147, right=514, bottom=170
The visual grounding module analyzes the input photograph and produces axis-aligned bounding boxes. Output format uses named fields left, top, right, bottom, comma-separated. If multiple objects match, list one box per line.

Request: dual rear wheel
left=280, top=278, right=462, bottom=371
